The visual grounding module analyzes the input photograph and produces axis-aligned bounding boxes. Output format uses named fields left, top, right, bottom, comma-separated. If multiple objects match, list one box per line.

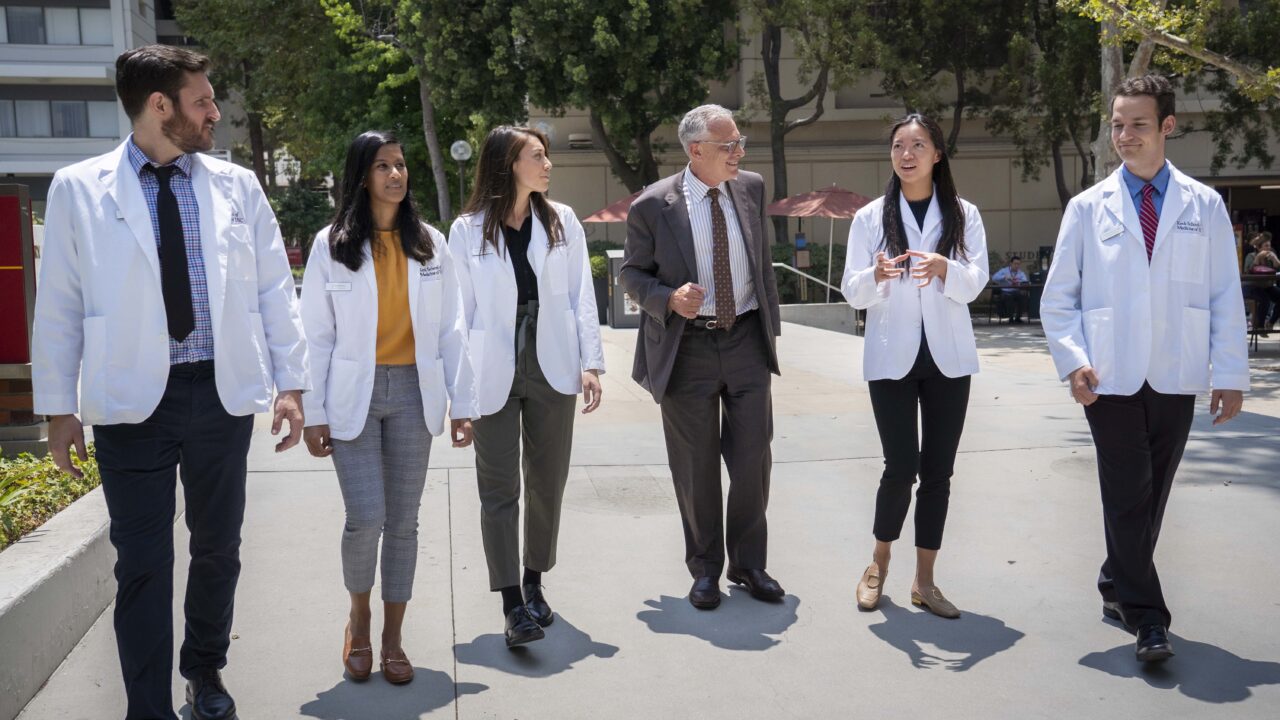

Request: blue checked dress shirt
left=126, top=136, right=215, bottom=364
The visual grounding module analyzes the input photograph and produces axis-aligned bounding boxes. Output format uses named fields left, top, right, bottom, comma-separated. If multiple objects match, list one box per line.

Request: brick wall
left=0, top=378, right=36, bottom=426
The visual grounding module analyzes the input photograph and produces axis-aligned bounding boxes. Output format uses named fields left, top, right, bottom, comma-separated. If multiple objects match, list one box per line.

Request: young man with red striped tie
left=1041, top=74, right=1248, bottom=664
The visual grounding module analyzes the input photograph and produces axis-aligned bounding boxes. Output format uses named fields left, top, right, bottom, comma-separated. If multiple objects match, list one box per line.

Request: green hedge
left=0, top=447, right=100, bottom=550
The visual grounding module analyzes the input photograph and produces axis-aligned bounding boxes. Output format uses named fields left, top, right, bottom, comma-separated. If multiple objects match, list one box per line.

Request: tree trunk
left=246, top=111, right=268, bottom=191
left=415, top=59, right=451, bottom=222
left=1093, top=21, right=1124, bottom=180
left=1051, top=138, right=1071, bottom=209
left=588, top=109, right=650, bottom=192
left=763, top=25, right=789, bottom=246
left=948, top=67, right=966, bottom=156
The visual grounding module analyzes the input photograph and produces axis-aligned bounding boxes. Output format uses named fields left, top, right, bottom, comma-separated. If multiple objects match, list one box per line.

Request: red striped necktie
left=1139, top=183, right=1157, bottom=262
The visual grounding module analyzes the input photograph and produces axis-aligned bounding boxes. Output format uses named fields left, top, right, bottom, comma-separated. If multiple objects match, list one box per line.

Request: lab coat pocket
left=1179, top=306, right=1211, bottom=392
left=81, top=316, right=107, bottom=422
left=325, top=357, right=361, bottom=431
left=1082, top=307, right=1115, bottom=390
left=227, top=225, right=256, bottom=281
left=1170, top=232, right=1208, bottom=284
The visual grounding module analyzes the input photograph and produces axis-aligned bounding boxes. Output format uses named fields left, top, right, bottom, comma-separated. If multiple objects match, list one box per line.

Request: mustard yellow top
left=372, top=229, right=415, bottom=365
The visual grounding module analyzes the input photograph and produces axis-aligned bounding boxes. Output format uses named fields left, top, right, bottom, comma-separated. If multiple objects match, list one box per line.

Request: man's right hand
left=667, top=283, right=707, bottom=319
left=1069, top=365, right=1101, bottom=406
left=48, top=414, right=88, bottom=479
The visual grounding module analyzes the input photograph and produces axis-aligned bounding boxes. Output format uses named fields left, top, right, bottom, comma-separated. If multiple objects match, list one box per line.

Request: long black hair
left=462, top=125, right=564, bottom=256
left=881, top=113, right=967, bottom=262
left=328, top=130, right=433, bottom=271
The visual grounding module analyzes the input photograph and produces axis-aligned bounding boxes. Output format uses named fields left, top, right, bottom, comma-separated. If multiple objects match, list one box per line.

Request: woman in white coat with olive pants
left=301, top=131, right=478, bottom=684
left=842, top=114, right=988, bottom=619
left=449, top=125, right=605, bottom=648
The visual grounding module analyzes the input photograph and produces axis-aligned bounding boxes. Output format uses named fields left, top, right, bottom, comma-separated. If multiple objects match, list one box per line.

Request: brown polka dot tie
left=706, top=187, right=735, bottom=329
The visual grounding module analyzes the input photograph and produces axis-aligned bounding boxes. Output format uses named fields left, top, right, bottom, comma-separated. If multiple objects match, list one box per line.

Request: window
left=80, top=8, right=111, bottom=45
left=2, top=6, right=114, bottom=46
left=0, top=98, right=119, bottom=138
left=45, top=7, right=81, bottom=45
left=51, top=100, right=88, bottom=136
left=6, top=7, right=45, bottom=44
left=87, top=101, right=118, bottom=137
left=0, top=100, right=15, bottom=137
left=15, top=100, right=50, bottom=137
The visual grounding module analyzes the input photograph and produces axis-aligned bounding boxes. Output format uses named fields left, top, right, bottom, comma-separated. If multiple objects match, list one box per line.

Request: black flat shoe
left=186, top=668, right=238, bottom=720
left=727, top=567, right=785, bottom=602
left=689, top=576, right=721, bottom=609
left=523, top=583, right=554, bottom=627
left=1135, top=624, right=1175, bottom=663
left=504, top=605, right=545, bottom=648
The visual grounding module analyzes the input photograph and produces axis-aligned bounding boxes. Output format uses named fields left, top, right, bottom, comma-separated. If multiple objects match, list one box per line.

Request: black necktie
left=153, top=165, right=194, bottom=342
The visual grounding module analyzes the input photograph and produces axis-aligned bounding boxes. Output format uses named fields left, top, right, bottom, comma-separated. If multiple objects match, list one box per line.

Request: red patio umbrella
left=766, top=185, right=873, bottom=300
left=582, top=190, right=643, bottom=223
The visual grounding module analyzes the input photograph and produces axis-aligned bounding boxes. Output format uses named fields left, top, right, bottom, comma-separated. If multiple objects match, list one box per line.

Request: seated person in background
left=991, top=256, right=1029, bottom=323
left=1243, top=231, right=1270, bottom=272
left=1244, top=237, right=1280, bottom=334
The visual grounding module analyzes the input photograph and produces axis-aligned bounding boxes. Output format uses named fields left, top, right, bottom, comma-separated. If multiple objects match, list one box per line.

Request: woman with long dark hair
left=840, top=114, right=989, bottom=618
left=449, top=125, right=605, bottom=647
left=300, top=130, right=478, bottom=683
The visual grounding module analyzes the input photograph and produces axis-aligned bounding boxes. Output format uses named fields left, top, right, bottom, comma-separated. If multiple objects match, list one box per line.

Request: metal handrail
left=771, top=262, right=840, bottom=292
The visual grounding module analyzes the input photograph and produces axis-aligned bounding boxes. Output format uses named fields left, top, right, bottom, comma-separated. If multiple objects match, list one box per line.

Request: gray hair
left=678, top=104, right=735, bottom=155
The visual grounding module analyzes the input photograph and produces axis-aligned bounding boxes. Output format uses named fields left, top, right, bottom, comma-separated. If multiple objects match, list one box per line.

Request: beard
left=162, top=108, right=215, bottom=154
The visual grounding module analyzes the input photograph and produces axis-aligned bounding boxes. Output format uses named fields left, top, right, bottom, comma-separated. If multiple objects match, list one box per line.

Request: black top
left=502, top=214, right=538, bottom=305
left=907, top=196, right=931, bottom=230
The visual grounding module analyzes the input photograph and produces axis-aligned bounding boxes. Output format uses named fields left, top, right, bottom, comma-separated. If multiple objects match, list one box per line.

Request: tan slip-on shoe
left=381, top=648, right=415, bottom=684
left=343, top=622, right=373, bottom=681
left=911, top=586, right=961, bottom=619
left=856, top=564, right=886, bottom=610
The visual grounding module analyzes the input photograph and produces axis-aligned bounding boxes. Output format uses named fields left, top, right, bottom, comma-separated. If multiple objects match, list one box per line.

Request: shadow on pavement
left=1079, top=636, right=1280, bottom=703
left=293, top=667, right=486, bottom=720
left=453, top=616, right=618, bottom=678
left=635, top=587, right=800, bottom=650
left=865, top=597, right=1024, bottom=671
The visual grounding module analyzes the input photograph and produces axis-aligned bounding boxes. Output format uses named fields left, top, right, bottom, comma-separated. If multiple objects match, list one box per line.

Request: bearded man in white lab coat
left=1041, top=74, right=1248, bottom=665
left=31, top=46, right=308, bottom=720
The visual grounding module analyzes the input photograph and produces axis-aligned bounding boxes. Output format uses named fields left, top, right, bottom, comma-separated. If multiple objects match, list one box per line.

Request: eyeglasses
left=697, top=135, right=747, bottom=153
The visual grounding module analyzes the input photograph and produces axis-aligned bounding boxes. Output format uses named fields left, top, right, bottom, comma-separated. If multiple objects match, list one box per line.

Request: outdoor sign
left=0, top=185, right=36, bottom=364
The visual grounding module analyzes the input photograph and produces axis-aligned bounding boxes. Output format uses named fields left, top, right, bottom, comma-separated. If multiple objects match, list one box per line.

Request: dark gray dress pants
left=659, top=310, right=773, bottom=579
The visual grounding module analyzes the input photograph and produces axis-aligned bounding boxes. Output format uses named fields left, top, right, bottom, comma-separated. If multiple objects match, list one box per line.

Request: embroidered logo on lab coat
left=420, top=264, right=443, bottom=280
left=1174, top=219, right=1203, bottom=233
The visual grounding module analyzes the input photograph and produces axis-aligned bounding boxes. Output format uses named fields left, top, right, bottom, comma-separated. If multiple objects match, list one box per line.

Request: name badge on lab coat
left=325, top=282, right=352, bottom=292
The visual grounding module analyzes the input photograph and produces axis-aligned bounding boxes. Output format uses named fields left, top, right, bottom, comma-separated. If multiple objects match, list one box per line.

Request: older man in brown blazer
left=619, top=104, right=783, bottom=610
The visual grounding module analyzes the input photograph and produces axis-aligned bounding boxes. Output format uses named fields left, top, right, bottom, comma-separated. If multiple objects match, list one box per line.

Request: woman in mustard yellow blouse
left=301, top=131, right=478, bottom=684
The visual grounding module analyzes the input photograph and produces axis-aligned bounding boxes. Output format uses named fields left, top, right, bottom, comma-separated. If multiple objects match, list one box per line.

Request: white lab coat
left=447, top=202, right=605, bottom=417
left=841, top=193, right=990, bottom=381
left=32, top=141, right=308, bottom=426
left=299, top=224, right=479, bottom=440
left=1041, top=163, right=1249, bottom=395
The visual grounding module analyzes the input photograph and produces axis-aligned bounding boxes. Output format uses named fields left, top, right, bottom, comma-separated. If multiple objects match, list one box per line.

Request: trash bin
left=607, top=249, right=641, bottom=328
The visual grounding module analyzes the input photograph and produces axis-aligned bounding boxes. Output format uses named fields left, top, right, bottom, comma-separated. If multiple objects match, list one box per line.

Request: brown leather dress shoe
left=343, top=622, right=373, bottom=681
left=856, top=564, right=885, bottom=610
left=381, top=648, right=414, bottom=684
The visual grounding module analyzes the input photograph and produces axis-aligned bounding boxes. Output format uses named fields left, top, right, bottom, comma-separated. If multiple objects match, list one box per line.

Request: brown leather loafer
left=911, top=585, right=961, bottom=619
left=856, top=564, right=885, bottom=610
left=381, top=648, right=414, bottom=684
left=343, top=622, right=373, bottom=681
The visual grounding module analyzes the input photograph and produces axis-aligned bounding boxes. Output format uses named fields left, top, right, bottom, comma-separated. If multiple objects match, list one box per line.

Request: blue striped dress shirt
left=682, top=166, right=758, bottom=317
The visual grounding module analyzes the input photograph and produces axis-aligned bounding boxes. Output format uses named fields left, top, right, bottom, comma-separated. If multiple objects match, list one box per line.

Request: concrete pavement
left=16, top=322, right=1280, bottom=719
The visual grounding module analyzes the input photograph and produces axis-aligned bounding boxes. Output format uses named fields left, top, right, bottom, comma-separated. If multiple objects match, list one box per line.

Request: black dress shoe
left=1102, top=600, right=1123, bottom=622
left=504, top=605, right=545, bottom=648
left=1135, top=624, right=1175, bottom=663
left=523, top=583, right=554, bottom=627
left=727, top=567, right=785, bottom=602
left=688, top=576, right=721, bottom=609
left=185, top=668, right=237, bottom=720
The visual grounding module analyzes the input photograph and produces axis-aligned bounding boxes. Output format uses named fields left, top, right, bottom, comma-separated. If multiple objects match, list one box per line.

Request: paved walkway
left=18, top=322, right=1280, bottom=719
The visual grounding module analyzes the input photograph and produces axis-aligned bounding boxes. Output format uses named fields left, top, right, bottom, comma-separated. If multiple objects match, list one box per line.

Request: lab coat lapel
left=100, top=145, right=161, bottom=281
left=660, top=177, right=698, bottom=281
left=191, top=154, right=230, bottom=329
